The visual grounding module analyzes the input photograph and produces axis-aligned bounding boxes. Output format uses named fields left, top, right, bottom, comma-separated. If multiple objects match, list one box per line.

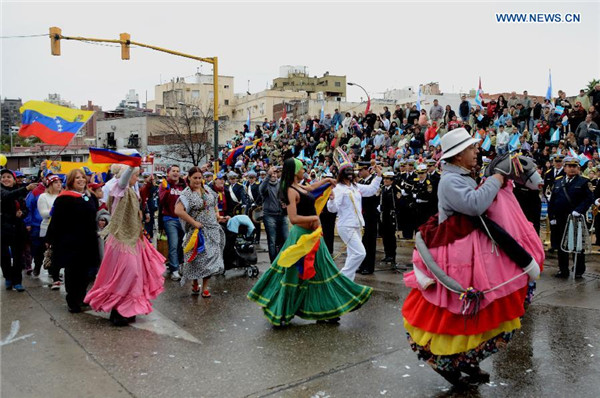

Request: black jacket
left=46, top=193, right=99, bottom=267
left=548, top=175, right=593, bottom=221
left=1, top=185, right=29, bottom=237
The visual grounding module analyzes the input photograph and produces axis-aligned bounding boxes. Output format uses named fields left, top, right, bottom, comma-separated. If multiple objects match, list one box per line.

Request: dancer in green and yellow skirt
left=247, top=158, right=373, bottom=326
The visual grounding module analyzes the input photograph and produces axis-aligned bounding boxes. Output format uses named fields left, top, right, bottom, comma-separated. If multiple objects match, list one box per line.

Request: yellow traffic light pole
left=49, top=27, right=220, bottom=162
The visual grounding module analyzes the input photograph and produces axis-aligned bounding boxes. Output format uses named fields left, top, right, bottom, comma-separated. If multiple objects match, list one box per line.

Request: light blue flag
left=291, top=146, right=295, bottom=154
left=320, top=101, right=325, bottom=121
left=312, top=121, right=316, bottom=132
left=361, top=138, right=367, bottom=148
left=561, top=116, right=569, bottom=126
left=272, top=129, right=278, bottom=140
left=416, top=86, right=422, bottom=112
left=430, top=134, right=441, bottom=147
left=508, top=133, right=521, bottom=151
left=555, top=105, right=564, bottom=114
left=579, top=154, right=590, bottom=166
left=477, top=114, right=484, bottom=122
left=474, top=131, right=482, bottom=140
left=494, top=118, right=500, bottom=127
left=545, top=69, right=552, bottom=100
left=246, top=109, right=251, bottom=130
left=335, top=121, right=340, bottom=131
left=550, top=128, right=560, bottom=142
left=360, top=147, right=366, bottom=158
left=298, top=149, right=305, bottom=160
left=481, top=135, right=491, bottom=151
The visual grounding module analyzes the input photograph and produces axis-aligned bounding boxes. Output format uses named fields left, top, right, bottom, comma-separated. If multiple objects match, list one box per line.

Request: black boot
left=110, top=309, right=129, bottom=327
left=433, top=368, right=468, bottom=388
left=461, top=365, right=490, bottom=383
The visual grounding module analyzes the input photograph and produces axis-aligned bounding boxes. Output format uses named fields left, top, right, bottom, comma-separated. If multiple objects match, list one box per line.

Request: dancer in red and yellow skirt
left=402, top=129, right=544, bottom=386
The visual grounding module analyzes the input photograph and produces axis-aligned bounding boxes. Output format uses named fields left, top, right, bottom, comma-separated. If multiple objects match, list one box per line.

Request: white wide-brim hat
left=440, top=128, right=481, bottom=160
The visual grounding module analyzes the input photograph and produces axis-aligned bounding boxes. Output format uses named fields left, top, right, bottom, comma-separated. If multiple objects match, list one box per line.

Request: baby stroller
left=223, top=215, right=259, bottom=278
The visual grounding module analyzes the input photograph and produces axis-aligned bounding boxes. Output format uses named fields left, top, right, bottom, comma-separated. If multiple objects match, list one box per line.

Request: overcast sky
left=2, top=1, right=598, bottom=110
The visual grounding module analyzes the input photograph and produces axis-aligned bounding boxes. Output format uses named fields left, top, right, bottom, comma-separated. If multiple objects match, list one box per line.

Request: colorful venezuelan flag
left=89, top=147, right=142, bottom=167
left=277, top=227, right=322, bottom=280
left=19, top=101, right=94, bottom=146
left=226, top=145, right=246, bottom=166
left=311, top=183, right=332, bottom=215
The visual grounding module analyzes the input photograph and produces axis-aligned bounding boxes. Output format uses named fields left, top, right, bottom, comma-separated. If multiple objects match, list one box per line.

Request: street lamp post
left=348, top=82, right=371, bottom=114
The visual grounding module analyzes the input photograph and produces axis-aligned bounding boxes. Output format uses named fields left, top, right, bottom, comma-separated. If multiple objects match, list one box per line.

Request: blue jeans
left=163, top=217, right=184, bottom=272
left=263, top=214, right=289, bottom=263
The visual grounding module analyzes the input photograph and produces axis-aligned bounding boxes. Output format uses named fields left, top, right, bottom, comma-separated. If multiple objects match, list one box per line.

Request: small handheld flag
left=555, top=105, right=565, bottom=115
left=320, top=101, right=325, bottom=121
left=545, top=69, right=552, bottom=100
left=508, top=133, right=521, bottom=151
left=429, top=134, right=441, bottom=147
left=550, top=128, right=560, bottom=142
left=416, top=86, right=422, bottom=112
left=481, top=135, right=492, bottom=151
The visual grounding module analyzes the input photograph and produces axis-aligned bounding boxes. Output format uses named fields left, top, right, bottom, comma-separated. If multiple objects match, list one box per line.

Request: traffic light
left=50, top=26, right=61, bottom=56
left=120, top=33, right=130, bottom=60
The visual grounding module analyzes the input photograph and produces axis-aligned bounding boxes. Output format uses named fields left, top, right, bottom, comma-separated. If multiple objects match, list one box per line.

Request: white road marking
left=0, top=320, right=34, bottom=347
left=85, top=309, right=201, bottom=344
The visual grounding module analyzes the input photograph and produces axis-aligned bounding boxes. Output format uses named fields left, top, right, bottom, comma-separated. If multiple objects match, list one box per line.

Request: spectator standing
left=159, top=165, right=187, bottom=280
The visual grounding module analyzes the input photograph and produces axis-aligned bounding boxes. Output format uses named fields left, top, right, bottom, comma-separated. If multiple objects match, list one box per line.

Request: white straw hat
left=440, top=128, right=481, bottom=160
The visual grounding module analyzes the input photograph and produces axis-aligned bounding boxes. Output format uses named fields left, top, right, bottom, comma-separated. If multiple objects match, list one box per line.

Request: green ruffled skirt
left=247, top=225, right=373, bottom=325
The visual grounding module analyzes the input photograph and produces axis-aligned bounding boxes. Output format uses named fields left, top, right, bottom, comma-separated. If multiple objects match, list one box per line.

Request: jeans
left=263, top=214, right=289, bottom=263
left=163, top=218, right=184, bottom=272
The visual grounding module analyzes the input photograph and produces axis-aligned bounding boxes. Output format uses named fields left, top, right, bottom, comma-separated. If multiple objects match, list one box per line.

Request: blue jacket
left=24, top=191, right=43, bottom=229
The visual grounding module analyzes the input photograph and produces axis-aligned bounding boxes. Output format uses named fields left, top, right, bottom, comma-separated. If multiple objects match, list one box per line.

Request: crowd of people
left=2, top=83, right=600, bottom=387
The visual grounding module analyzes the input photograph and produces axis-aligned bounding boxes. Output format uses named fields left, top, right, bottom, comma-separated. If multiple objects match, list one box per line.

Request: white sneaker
left=51, top=281, right=61, bottom=290
left=171, top=271, right=181, bottom=281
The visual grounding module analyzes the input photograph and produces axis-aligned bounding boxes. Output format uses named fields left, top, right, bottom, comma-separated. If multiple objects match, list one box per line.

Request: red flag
left=365, top=98, right=371, bottom=115
left=89, top=147, right=142, bottom=167
left=281, top=102, right=287, bottom=121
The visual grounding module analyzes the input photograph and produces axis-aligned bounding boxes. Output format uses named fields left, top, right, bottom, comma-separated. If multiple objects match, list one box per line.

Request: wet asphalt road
left=1, top=239, right=600, bottom=398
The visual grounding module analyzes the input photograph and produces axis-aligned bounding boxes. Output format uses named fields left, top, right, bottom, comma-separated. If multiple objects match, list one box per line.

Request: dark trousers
left=252, top=221, right=261, bottom=244
left=381, top=215, right=397, bottom=259
left=550, top=223, right=561, bottom=250
left=1, top=235, right=24, bottom=285
left=397, top=201, right=414, bottom=239
left=320, top=209, right=336, bottom=255
left=558, top=251, right=586, bottom=275
left=30, top=228, right=45, bottom=274
left=360, top=215, right=378, bottom=273
left=65, top=262, right=90, bottom=310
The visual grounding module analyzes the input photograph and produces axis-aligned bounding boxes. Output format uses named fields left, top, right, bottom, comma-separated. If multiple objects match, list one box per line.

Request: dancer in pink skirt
left=85, top=165, right=165, bottom=326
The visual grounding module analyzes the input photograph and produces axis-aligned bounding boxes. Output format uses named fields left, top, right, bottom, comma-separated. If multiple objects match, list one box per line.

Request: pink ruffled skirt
left=85, top=236, right=166, bottom=318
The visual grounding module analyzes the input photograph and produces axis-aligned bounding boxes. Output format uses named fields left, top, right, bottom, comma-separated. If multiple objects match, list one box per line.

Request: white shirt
left=496, top=131, right=510, bottom=146
left=327, top=175, right=382, bottom=228
left=37, top=192, right=58, bottom=237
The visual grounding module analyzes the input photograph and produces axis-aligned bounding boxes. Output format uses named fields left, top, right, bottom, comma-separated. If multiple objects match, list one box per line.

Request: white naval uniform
left=327, top=175, right=382, bottom=281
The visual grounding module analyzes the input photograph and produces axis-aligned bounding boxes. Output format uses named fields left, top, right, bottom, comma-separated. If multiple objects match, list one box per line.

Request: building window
left=224, top=85, right=230, bottom=89
left=191, top=90, right=200, bottom=99
left=259, top=103, right=265, bottom=115
left=335, top=82, right=341, bottom=87
left=224, top=99, right=229, bottom=105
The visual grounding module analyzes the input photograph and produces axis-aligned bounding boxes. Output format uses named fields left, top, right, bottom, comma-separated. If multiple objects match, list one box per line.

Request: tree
left=586, top=79, right=600, bottom=95
left=155, top=104, right=224, bottom=166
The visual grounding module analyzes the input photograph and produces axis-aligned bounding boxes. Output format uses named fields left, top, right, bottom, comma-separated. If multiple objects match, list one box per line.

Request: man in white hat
left=438, top=128, right=505, bottom=222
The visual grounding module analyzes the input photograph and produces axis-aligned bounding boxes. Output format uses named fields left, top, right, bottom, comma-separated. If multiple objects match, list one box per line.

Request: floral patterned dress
left=177, top=186, right=225, bottom=284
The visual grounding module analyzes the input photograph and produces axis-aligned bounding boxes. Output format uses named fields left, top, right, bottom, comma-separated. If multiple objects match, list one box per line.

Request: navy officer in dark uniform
left=357, top=162, right=380, bottom=275
left=412, top=164, right=436, bottom=228
left=379, top=171, right=401, bottom=264
left=548, top=156, right=594, bottom=278
left=544, top=154, right=565, bottom=252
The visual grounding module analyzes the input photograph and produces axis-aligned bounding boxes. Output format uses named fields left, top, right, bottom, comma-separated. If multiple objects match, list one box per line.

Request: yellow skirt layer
left=404, top=317, right=521, bottom=356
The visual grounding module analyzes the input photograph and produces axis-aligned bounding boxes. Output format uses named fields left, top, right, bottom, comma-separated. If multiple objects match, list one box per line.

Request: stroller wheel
left=246, top=267, right=254, bottom=277
left=251, top=266, right=259, bottom=278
